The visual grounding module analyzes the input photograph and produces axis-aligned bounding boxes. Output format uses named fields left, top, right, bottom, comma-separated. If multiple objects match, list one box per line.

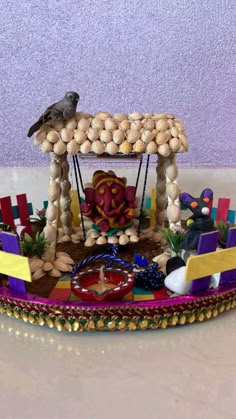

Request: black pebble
left=166, top=256, right=185, bottom=276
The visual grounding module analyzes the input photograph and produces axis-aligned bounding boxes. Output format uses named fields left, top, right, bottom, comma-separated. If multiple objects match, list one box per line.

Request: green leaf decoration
left=215, top=220, right=236, bottom=242
left=160, top=227, right=186, bottom=255
left=21, top=231, right=49, bottom=258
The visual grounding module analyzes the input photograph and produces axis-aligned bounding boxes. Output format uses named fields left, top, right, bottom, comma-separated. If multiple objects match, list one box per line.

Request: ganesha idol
left=80, top=170, right=137, bottom=232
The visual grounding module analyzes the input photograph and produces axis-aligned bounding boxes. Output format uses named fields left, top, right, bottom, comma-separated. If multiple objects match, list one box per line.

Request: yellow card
left=0, top=251, right=32, bottom=282
left=185, top=247, right=236, bottom=281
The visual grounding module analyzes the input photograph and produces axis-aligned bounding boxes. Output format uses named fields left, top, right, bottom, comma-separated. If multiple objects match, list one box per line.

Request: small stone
left=164, top=266, right=192, bottom=295
left=107, top=236, right=118, bottom=244
left=124, top=227, right=136, bottom=236
left=56, top=255, right=74, bottom=265
left=43, top=262, right=54, bottom=272
left=32, top=269, right=45, bottom=280
left=61, top=234, right=71, bottom=243
left=56, top=251, right=70, bottom=258
left=119, top=234, right=129, bottom=245
left=96, top=236, right=107, bottom=245
left=49, top=268, right=62, bottom=277
left=84, top=237, right=96, bottom=247
left=166, top=256, right=185, bottom=275
left=130, top=235, right=139, bottom=243
left=71, top=237, right=80, bottom=244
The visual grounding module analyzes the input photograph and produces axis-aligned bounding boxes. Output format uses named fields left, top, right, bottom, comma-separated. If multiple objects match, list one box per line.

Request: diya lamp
left=71, top=264, right=134, bottom=302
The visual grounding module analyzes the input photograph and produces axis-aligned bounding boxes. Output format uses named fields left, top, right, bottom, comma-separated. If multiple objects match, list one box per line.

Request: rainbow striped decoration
left=145, top=187, right=156, bottom=228
left=146, top=192, right=235, bottom=226
left=181, top=197, right=235, bottom=223
left=49, top=275, right=169, bottom=302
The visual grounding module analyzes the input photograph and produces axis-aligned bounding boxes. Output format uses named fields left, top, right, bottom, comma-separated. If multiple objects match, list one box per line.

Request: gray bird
left=27, top=91, right=80, bottom=137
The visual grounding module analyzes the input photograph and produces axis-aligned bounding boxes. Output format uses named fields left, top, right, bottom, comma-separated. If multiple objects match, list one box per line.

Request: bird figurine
left=27, top=91, right=80, bottom=137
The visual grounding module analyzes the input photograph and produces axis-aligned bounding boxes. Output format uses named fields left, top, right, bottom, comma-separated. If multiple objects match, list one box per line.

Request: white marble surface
left=0, top=313, right=235, bottom=419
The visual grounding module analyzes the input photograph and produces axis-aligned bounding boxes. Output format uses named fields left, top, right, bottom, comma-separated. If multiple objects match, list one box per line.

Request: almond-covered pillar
left=156, top=153, right=181, bottom=230
left=59, top=153, right=73, bottom=241
left=165, top=153, right=181, bottom=228
left=156, top=155, right=168, bottom=228
left=43, top=152, right=64, bottom=262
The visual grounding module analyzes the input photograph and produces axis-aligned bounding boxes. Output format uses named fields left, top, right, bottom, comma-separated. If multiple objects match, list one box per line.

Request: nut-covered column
left=43, top=152, right=63, bottom=262
left=156, top=155, right=167, bottom=228
left=165, top=153, right=181, bottom=228
left=156, top=153, right=181, bottom=229
left=59, top=153, right=73, bottom=240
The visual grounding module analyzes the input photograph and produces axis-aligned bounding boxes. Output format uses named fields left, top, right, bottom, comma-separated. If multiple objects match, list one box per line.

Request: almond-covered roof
left=32, top=111, right=188, bottom=157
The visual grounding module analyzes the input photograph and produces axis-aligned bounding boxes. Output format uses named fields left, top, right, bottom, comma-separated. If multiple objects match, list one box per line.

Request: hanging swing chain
left=72, top=156, right=86, bottom=241
left=74, top=154, right=85, bottom=194
left=137, top=155, right=150, bottom=235
left=135, top=155, right=143, bottom=190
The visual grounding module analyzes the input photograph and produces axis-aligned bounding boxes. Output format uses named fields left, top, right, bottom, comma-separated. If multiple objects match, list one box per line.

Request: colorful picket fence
left=185, top=228, right=236, bottom=294
left=0, top=194, right=34, bottom=235
left=181, top=196, right=235, bottom=223
left=147, top=189, right=235, bottom=225
left=0, top=191, right=80, bottom=237
left=1, top=191, right=235, bottom=238
left=0, top=192, right=92, bottom=232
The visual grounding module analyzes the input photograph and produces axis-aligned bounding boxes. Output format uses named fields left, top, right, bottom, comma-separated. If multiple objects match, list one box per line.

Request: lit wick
left=99, top=265, right=106, bottom=292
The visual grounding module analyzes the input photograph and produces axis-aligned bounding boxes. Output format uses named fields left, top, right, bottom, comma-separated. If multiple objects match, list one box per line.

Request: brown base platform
left=26, top=239, right=162, bottom=298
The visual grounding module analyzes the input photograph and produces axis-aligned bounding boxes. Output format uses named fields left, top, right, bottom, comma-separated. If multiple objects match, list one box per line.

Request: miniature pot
left=71, top=268, right=134, bottom=302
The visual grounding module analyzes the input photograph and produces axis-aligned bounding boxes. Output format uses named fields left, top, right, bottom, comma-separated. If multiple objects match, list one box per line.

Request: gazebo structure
left=32, top=111, right=188, bottom=264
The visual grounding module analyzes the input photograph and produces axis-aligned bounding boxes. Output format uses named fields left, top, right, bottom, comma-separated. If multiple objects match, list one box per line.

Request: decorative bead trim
left=0, top=292, right=235, bottom=332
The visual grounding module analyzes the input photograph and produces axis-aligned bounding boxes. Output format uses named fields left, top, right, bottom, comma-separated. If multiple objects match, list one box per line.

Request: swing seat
left=73, top=154, right=150, bottom=247
left=91, top=222, right=134, bottom=237
left=85, top=223, right=140, bottom=246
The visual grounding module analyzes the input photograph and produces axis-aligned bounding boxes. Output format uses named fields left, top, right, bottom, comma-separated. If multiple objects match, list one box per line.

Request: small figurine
left=179, top=188, right=214, bottom=251
left=133, top=253, right=148, bottom=268
left=27, top=91, right=80, bottom=137
left=81, top=170, right=136, bottom=232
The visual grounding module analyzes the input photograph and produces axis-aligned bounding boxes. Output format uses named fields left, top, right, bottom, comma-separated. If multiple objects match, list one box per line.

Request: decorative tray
left=0, top=283, right=235, bottom=332
left=0, top=107, right=236, bottom=332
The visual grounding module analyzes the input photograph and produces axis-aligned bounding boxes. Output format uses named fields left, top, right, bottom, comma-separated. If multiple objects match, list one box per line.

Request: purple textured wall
left=0, top=0, right=235, bottom=167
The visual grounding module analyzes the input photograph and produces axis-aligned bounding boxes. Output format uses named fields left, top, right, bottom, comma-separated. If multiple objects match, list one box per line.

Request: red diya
left=71, top=267, right=134, bottom=302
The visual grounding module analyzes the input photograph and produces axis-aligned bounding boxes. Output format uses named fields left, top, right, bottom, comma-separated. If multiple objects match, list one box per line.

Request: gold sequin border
left=0, top=291, right=235, bottom=332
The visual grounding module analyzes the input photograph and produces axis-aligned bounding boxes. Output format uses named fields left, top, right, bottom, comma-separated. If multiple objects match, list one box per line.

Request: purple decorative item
left=201, top=189, right=214, bottom=201
left=0, top=232, right=26, bottom=294
left=190, top=231, right=218, bottom=294
left=180, top=188, right=214, bottom=250
left=179, top=192, right=193, bottom=204
left=220, top=228, right=236, bottom=285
